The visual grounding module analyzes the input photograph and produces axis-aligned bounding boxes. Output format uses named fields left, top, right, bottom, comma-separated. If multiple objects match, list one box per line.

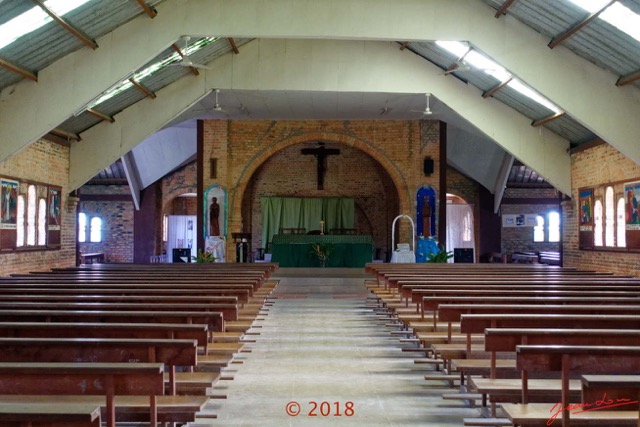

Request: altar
left=270, top=234, right=374, bottom=268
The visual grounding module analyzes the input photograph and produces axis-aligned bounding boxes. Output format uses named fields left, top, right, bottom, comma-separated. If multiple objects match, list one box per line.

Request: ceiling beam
left=0, top=57, right=37, bottom=81
left=86, top=108, right=115, bottom=123
left=616, top=69, right=640, bottom=87
left=227, top=37, right=240, bottom=54
left=494, top=0, right=517, bottom=18
left=531, top=111, right=566, bottom=127
left=135, top=0, right=158, bottom=18
left=129, top=77, right=157, bottom=99
left=482, top=77, right=512, bottom=98
left=30, top=0, right=98, bottom=50
left=444, top=62, right=460, bottom=75
left=548, top=0, right=615, bottom=49
left=399, top=41, right=410, bottom=50
left=171, top=43, right=200, bottom=76
left=50, top=128, right=81, bottom=142
left=42, top=133, right=71, bottom=146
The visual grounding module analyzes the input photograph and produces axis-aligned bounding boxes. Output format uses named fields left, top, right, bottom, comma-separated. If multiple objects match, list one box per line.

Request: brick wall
left=0, top=140, right=75, bottom=275
left=78, top=185, right=134, bottom=263
left=500, top=188, right=561, bottom=255
left=203, top=119, right=441, bottom=261
left=565, top=143, right=640, bottom=276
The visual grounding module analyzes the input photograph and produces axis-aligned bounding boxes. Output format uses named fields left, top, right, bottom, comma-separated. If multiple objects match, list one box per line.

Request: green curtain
left=261, top=197, right=355, bottom=250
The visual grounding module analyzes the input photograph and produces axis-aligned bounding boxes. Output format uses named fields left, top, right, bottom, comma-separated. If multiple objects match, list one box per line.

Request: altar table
left=270, top=234, right=374, bottom=267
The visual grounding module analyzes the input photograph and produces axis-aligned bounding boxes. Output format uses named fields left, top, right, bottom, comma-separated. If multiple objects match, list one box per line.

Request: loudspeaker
left=454, top=248, right=474, bottom=263
left=172, top=248, right=191, bottom=263
left=423, top=157, right=434, bottom=176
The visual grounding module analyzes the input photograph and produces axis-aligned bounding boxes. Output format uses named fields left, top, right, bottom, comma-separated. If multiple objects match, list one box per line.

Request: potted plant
left=192, top=248, right=216, bottom=263
left=309, top=242, right=335, bottom=267
left=426, top=246, right=454, bottom=263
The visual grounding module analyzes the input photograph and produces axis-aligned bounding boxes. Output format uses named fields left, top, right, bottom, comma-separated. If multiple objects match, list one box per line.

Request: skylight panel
left=567, top=0, right=640, bottom=42
left=507, top=80, right=562, bottom=114
left=0, top=0, right=92, bottom=51
left=435, top=41, right=469, bottom=58
left=85, top=37, right=218, bottom=110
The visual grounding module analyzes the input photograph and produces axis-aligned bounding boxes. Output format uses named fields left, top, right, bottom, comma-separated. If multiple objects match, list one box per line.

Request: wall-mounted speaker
left=423, top=157, right=434, bottom=176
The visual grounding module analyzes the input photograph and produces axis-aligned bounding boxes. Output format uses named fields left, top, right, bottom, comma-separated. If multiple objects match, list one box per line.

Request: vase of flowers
left=309, top=242, right=334, bottom=267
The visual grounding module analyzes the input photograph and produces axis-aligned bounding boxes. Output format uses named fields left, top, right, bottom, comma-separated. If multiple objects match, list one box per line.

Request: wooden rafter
left=483, top=77, right=512, bottom=98
left=548, top=0, right=615, bottom=49
left=30, top=0, right=98, bottom=50
left=531, top=111, right=565, bottom=127
left=135, top=0, right=157, bottom=18
left=443, top=63, right=460, bottom=75
left=399, top=41, right=410, bottom=50
left=171, top=43, right=199, bottom=76
left=50, top=128, right=81, bottom=141
left=227, top=38, right=240, bottom=54
left=495, top=0, right=517, bottom=18
left=616, top=69, right=640, bottom=87
left=0, top=57, right=37, bottom=81
left=129, top=78, right=156, bottom=99
left=86, top=108, right=115, bottom=123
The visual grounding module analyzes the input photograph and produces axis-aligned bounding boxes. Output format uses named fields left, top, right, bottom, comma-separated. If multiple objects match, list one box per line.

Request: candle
left=320, top=220, right=325, bottom=235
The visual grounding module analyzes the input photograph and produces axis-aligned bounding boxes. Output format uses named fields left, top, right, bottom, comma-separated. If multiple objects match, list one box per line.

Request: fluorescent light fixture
left=567, top=0, right=640, bottom=42
left=0, top=0, right=92, bottom=51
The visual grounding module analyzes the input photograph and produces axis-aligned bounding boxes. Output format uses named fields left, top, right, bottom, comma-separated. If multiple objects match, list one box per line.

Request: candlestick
left=320, top=220, right=324, bottom=235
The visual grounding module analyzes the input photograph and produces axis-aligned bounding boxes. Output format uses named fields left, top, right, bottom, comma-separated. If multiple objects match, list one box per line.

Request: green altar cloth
left=270, top=234, right=374, bottom=267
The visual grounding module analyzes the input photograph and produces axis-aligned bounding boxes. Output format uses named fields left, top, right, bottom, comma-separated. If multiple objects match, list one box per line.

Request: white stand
left=390, top=214, right=416, bottom=263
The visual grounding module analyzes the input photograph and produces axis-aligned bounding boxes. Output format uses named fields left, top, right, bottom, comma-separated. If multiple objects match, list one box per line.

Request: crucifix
left=301, top=143, right=340, bottom=190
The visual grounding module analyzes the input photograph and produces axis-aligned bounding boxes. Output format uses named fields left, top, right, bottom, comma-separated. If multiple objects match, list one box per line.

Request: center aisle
left=203, top=268, right=474, bottom=426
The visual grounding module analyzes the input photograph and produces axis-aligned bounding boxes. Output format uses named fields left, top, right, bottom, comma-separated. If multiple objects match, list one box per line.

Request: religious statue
left=421, top=195, right=432, bottom=237
left=209, top=197, right=220, bottom=236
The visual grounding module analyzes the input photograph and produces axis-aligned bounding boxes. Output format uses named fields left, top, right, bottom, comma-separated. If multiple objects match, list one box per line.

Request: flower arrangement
left=309, top=242, right=334, bottom=267
left=192, top=248, right=216, bottom=263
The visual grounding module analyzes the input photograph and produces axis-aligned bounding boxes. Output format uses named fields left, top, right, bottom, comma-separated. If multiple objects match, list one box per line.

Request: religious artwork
left=48, top=188, right=61, bottom=230
left=579, top=188, right=594, bottom=231
left=0, top=178, right=18, bottom=229
left=204, top=184, right=226, bottom=238
left=416, top=186, right=436, bottom=237
left=624, top=181, right=640, bottom=230
left=301, top=142, right=340, bottom=190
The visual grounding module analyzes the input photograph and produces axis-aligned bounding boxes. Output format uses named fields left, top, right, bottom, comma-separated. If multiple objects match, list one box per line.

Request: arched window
left=462, top=211, right=472, bottom=242
left=90, top=217, right=102, bottom=243
left=617, top=196, right=626, bottom=248
left=78, top=213, right=87, bottom=243
left=594, top=199, right=603, bottom=246
left=605, top=186, right=615, bottom=247
left=548, top=211, right=560, bottom=242
left=37, top=198, right=46, bottom=246
left=533, top=215, right=544, bottom=242
left=26, top=185, right=36, bottom=246
left=16, top=195, right=25, bottom=247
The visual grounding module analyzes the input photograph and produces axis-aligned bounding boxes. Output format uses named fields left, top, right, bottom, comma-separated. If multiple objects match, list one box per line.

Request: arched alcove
left=446, top=192, right=475, bottom=262
left=241, top=142, right=399, bottom=260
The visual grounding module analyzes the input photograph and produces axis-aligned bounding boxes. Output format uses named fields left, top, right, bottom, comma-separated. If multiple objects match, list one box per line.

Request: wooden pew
left=0, top=337, right=197, bottom=396
left=0, top=399, right=101, bottom=427
left=0, top=362, right=164, bottom=427
left=0, top=321, right=209, bottom=352
left=511, top=345, right=640, bottom=427
left=0, top=309, right=224, bottom=333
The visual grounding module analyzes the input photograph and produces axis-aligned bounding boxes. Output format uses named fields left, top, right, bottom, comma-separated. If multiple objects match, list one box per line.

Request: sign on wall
left=502, top=214, right=538, bottom=227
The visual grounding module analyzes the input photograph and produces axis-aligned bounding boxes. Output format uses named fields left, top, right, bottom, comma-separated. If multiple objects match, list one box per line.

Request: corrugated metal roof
left=482, top=0, right=640, bottom=90
left=0, top=0, right=165, bottom=92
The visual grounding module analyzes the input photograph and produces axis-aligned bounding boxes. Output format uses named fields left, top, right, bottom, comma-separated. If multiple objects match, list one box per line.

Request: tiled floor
left=204, top=268, right=478, bottom=426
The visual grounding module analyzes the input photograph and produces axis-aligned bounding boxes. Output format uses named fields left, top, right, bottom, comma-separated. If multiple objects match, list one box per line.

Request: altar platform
left=270, top=234, right=374, bottom=268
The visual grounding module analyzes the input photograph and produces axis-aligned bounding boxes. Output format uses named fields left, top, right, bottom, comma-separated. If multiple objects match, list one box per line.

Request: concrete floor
left=202, top=268, right=478, bottom=426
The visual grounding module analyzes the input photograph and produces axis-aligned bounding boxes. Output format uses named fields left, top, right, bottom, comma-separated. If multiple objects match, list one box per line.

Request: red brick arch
left=228, top=131, right=411, bottom=234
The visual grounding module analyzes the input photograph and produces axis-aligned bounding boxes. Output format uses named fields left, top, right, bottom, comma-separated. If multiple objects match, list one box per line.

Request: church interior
left=0, top=0, right=640, bottom=425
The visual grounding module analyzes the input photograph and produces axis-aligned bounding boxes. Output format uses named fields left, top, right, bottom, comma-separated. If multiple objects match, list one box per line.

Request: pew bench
left=0, top=398, right=101, bottom=427
left=0, top=362, right=164, bottom=427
